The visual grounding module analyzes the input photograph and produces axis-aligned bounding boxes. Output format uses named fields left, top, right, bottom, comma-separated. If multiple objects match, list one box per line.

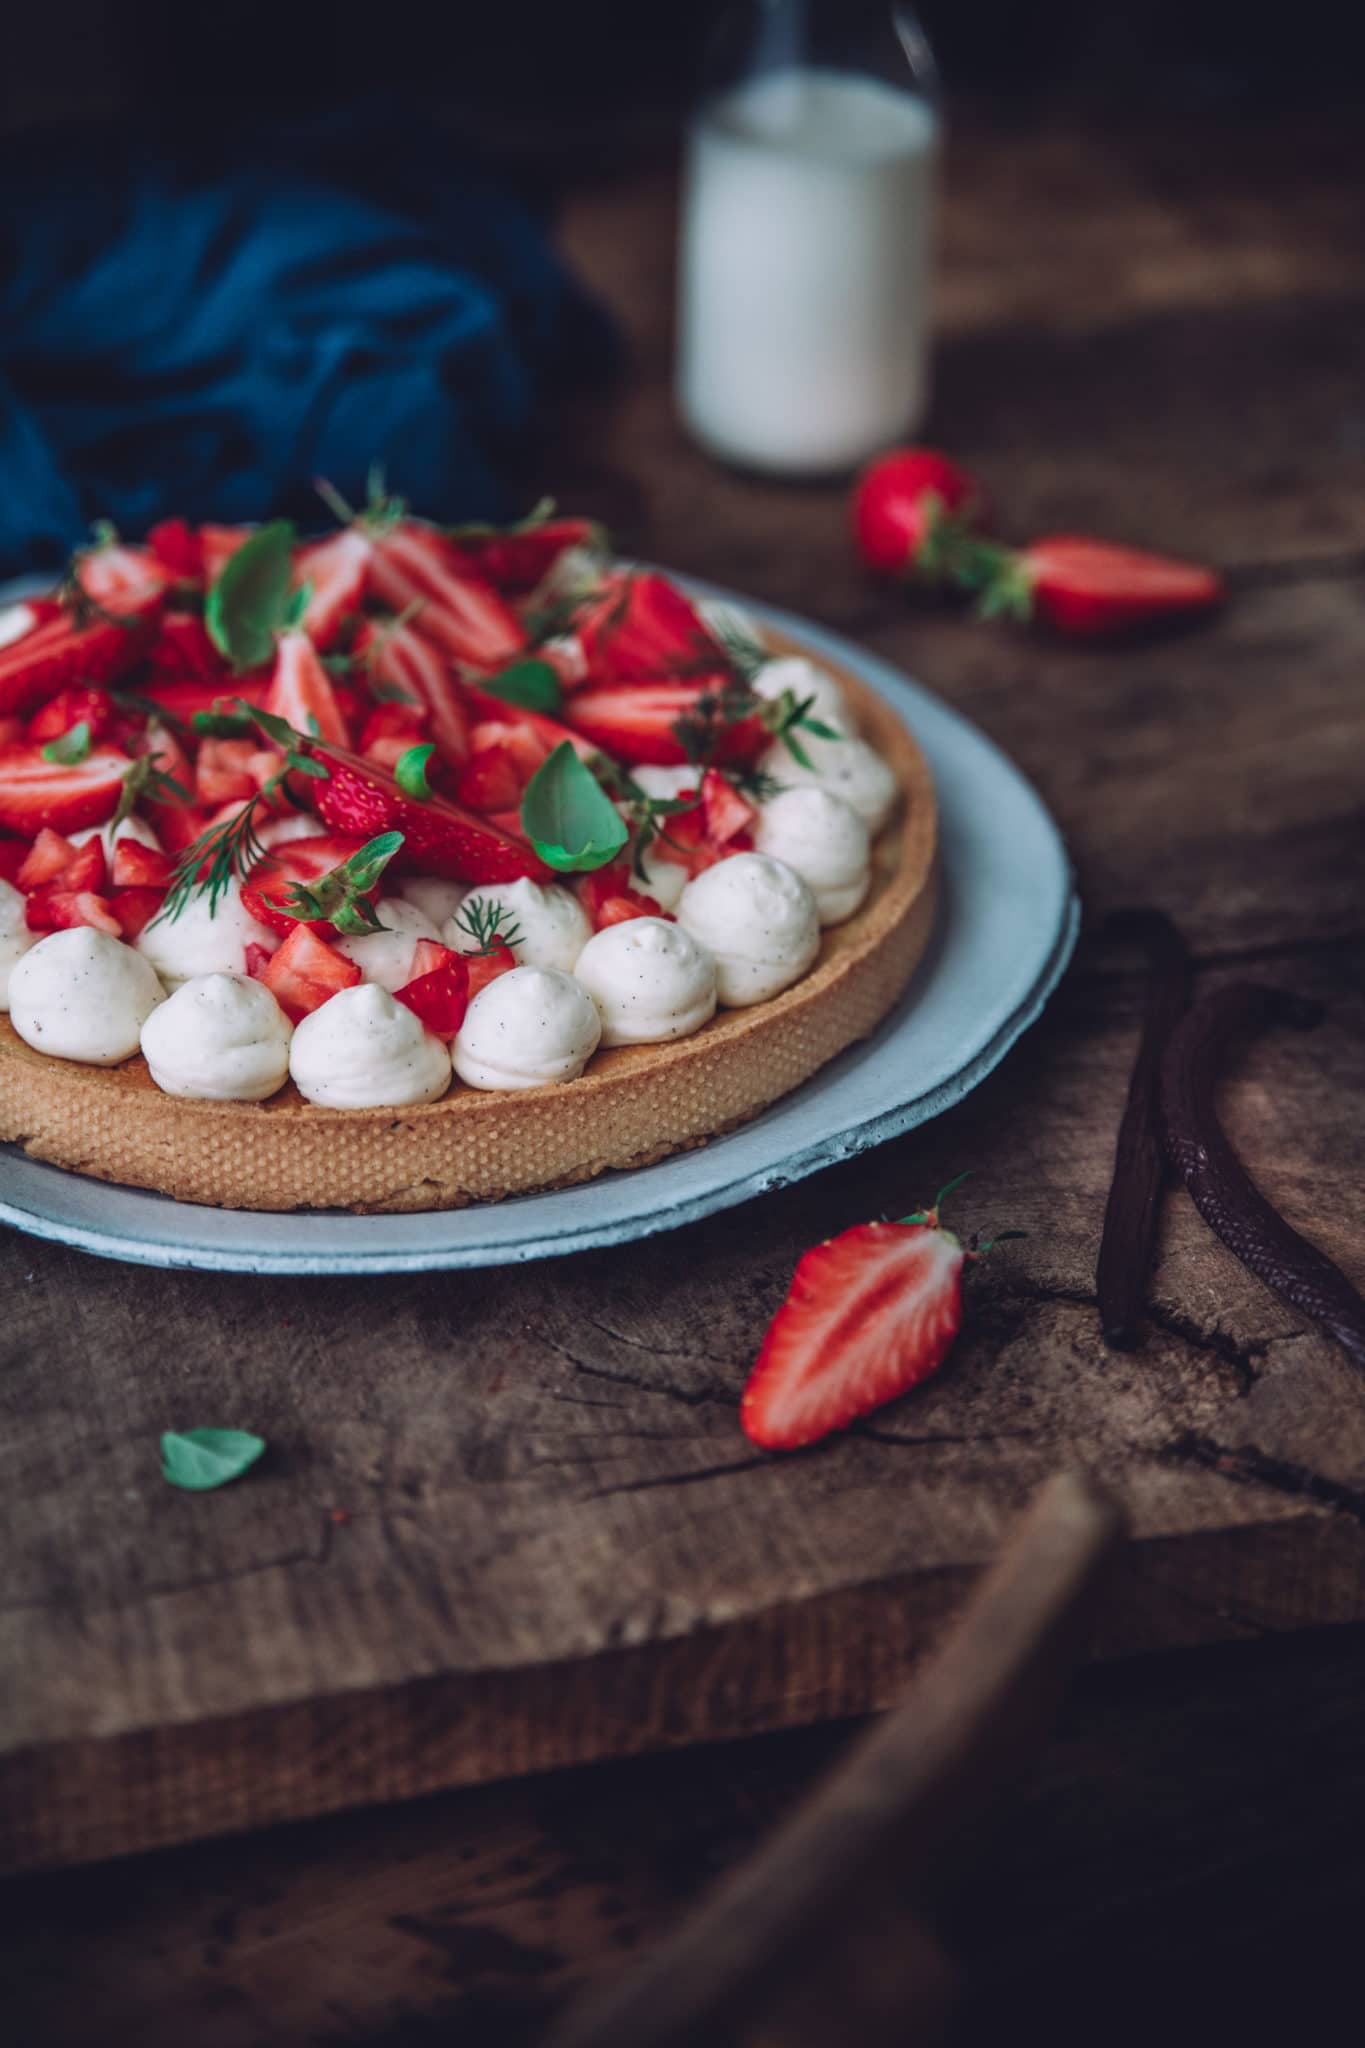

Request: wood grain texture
left=4, top=110, right=1365, bottom=1878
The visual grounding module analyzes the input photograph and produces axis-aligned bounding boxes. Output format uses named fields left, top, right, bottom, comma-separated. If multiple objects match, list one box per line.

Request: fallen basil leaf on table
left=161, top=1428, right=267, bottom=1491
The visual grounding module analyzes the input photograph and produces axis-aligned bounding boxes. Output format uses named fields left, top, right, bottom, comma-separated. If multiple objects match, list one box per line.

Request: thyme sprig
left=453, top=896, right=523, bottom=957
left=154, top=703, right=327, bottom=924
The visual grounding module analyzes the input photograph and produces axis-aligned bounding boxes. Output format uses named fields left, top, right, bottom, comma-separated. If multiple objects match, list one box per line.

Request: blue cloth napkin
left=0, top=115, right=616, bottom=576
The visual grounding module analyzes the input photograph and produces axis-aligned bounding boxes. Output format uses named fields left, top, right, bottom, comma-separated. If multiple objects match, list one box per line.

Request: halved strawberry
left=564, top=680, right=754, bottom=767
left=0, top=604, right=160, bottom=718
left=354, top=619, right=469, bottom=769
left=26, top=687, right=117, bottom=746
left=0, top=718, right=23, bottom=749
left=451, top=515, right=600, bottom=596
left=577, top=862, right=664, bottom=930
left=0, top=744, right=131, bottom=835
left=70, top=540, right=169, bottom=616
left=111, top=839, right=172, bottom=890
left=108, top=886, right=165, bottom=939
left=741, top=1183, right=983, bottom=1450
left=195, top=738, right=260, bottom=807
left=264, top=630, right=351, bottom=747
left=241, top=833, right=373, bottom=938
left=141, top=676, right=267, bottom=722
left=575, top=572, right=725, bottom=684
left=294, top=529, right=372, bottom=650
left=309, top=743, right=551, bottom=884
left=394, top=941, right=469, bottom=1037
left=368, top=524, right=526, bottom=672
left=257, top=922, right=361, bottom=1023
left=18, top=828, right=78, bottom=888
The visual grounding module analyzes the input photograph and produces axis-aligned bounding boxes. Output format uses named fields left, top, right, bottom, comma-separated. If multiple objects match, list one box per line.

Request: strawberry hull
left=309, top=744, right=552, bottom=884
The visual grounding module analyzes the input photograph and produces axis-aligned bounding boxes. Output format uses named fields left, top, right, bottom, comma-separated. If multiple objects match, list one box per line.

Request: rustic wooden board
left=4, top=114, right=1365, bottom=1876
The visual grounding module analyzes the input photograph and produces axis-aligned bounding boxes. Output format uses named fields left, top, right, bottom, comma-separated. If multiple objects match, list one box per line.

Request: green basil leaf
left=192, top=709, right=255, bottom=738
left=395, top=743, right=436, bottom=801
left=520, top=742, right=628, bottom=873
left=248, top=702, right=305, bottom=749
left=206, top=521, right=297, bottom=672
left=41, top=720, right=92, bottom=765
left=477, top=659, right=563, bottom=714
left=161, top=1427, right=266, bottom=1492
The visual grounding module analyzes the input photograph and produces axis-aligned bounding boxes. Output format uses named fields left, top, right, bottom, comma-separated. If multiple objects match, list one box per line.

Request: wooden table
left=4, top=109, right=1365, bottom=2038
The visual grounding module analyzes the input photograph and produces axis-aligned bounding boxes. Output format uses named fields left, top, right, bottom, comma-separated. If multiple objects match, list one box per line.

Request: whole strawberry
left=741, top=1177, right=1015, bottom=1450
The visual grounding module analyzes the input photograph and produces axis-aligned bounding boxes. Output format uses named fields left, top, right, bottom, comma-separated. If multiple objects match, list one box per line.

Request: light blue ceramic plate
left=0, top=585, right=1077, bottom=1272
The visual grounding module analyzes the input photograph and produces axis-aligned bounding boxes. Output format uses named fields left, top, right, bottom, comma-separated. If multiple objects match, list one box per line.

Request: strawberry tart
left=0, top=493, right=936, bottom=1211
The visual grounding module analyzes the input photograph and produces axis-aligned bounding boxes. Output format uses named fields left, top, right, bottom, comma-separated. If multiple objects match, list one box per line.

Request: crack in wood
left=586, top=1455, right=772, bottom=1501
left=1004, top=1278, right=1276, bottom=1395
left=536, top=1334, right=735, bottom=1410
left=1162, top=1431, right=1365, bottom=1530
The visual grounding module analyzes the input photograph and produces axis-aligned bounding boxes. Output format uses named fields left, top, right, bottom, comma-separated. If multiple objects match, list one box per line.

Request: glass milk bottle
left=677, top=1, right=941, bottom=475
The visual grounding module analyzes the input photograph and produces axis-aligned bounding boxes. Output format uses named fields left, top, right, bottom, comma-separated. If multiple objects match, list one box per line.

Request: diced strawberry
left=394, top=944, right=469, bottom=1037
left=0, top=744, right=131, bottom=836
left=741, top=1187, right=976, bottom=1450
left=147, top=519, right=205, bottom=581
left=0, top=840, right=27, bottom=884
left=259, top=921, right=361, bottom=1023
left=578, top=862, right=664, bottom=930
left=144, top=614, right=231, bottom=682
left=575, top=572, right=724, bottom=685
left=18, top=828, right=78, bottom=888
left=26, top=687, right=116, bottom=745
left=199, top=524, right=256, bottom=584
left=450, top=515, right=601, bottom=596
left=368, top=524, right=527, bottom=673
left=460, top=679, right=596, bottom=759
left=309, top=743, right=551, bottom=884
left=243, top=941, right=275, bottom=980
left=108, top=887, right=165, bottom=940
left=0, top=719, right=22, bottom=749
left=264, top=630, right=351, bottom=747
left=564, top=680, right=764, bottom=767
left=153, top=801, right=210, bottom=856
left=454, top=722, right=552, bottom=815
left=293, top=529, right=372, bottom=651
left=111, top=839, right=172, bottom=890
left=55, top=837, right=108, bottom=896
left=464, top=944, right=516, bottom=998
left=27, top=886, right=122, bottom=938
left=359, top=702, right=427, bottom=753
left=240, top=833, right=372, bottom=938
left=195, top=737, right=260, bottom=807
left=701, top=768, right=757, bottom=847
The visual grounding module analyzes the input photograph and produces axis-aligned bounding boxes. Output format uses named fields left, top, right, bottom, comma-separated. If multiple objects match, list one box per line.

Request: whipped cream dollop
left=676, top=852, right=820, bottom=1006
left=754, top=786, right=871, bottom=926
left=289, top=982, right=451, bottom=1108
left=397, top=875, right=467, bottom=930
left=0, top=603, right=37, bottom=651
left=453, top=965, right=601, bottom=1090
left=446, top=879, right=591, bottom=974
left=758, top=730, right=896, bottom=834
left=136, top=878, right=279, bottom=988
left=574, top=916, right=717, bottom=1045
left=0, top=879, right=35, bottom=1009
left=335, top=898, right=441, bottom=993
left=70, top=813, right=162, bottom=859
left=140, top=972, right=292, bottom=1100
left=749, top=654, right=855, bottom=737
left=257, top=812, right=329, bottom=850
left=637, top=845, right=689, bottom=912
left=9, top=927, right=165, bottom=1063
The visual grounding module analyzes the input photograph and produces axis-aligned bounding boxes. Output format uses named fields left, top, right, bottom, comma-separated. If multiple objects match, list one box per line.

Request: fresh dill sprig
left=603, top=765, right=701, bottom=882
left=453, top=896, right=524, bottom=956
left=763, top=688, right=843, bottom=770
left=671, top=679, right=762, bottom=768
left=153, top=703, right=327, bottom=924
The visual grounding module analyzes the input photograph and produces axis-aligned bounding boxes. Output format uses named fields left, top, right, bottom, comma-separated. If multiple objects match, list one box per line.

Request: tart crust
left=0, top=636, right=937, bottom=1213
